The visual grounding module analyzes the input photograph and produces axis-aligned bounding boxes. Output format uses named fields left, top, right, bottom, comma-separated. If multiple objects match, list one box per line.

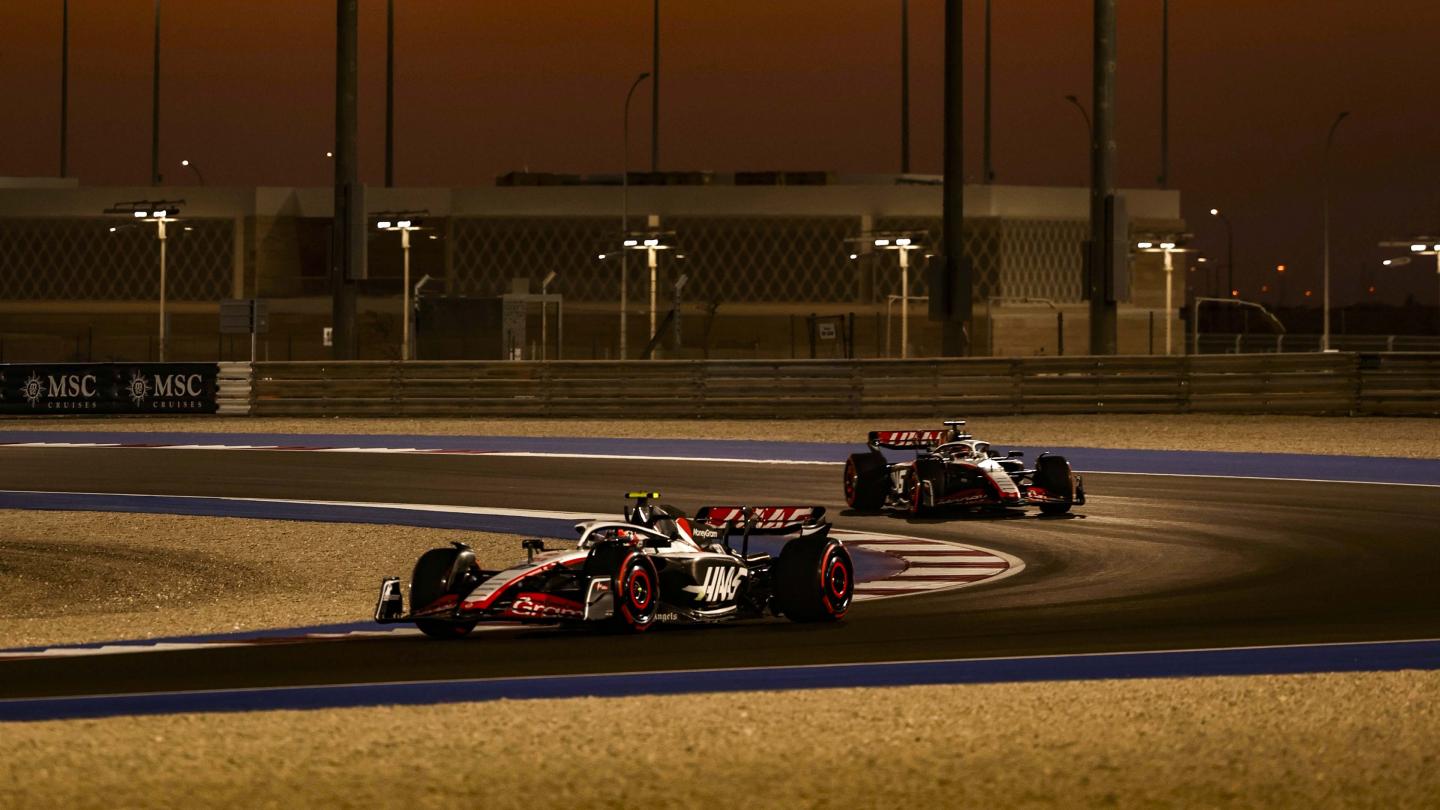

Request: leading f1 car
left=375, top=493, right=854, bottom=638
left=843, top=420, right=1085, bottom=516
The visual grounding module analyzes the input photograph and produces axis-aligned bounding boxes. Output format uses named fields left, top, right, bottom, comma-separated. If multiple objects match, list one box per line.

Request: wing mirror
left=1008, top=450, right=1024, bottom=458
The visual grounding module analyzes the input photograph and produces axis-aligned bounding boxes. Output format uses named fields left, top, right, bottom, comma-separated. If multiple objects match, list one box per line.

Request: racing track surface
left=2, top=446, right=1439, bottom=700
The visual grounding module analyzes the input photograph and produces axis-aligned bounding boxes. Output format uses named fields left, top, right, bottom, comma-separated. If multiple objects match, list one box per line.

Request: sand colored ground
left=0, top=511, right=524, bottom=649
left=4, top=413, right=1440, bottom=458
left=2, top=670, right=1437, bottom=809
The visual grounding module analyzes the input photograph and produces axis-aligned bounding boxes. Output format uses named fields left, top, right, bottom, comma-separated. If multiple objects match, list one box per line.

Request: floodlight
left=1137, top=241, right=1153, bottom=249
left=377, top=220, right=392, bottom=229
left=895, top=237, right=912, bottom=246
left=874, top=238, right=890, bottom=247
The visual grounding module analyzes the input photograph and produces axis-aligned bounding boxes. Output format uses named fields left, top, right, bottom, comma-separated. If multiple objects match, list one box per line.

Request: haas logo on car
left=697, top=565, right=744, bottom=603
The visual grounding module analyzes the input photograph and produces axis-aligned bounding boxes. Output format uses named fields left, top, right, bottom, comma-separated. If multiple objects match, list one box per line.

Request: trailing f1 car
left=375, top=492, right=854, bottom=638
left=843, top=420, right=1085, bottom=516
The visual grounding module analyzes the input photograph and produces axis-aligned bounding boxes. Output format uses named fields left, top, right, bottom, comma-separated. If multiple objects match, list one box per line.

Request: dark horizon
left=3, top=1, right=1439, bottom=306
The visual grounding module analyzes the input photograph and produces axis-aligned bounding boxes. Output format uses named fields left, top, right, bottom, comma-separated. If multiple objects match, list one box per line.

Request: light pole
left=180, top=159, right=204, bottom=185
left=106, top=200, right=183, bottom=361
left=621, top=231, right=677, bottom=356
left=1321, top=111, right=1351, bottom=351
left=858, top=232, right=926, bottom=358
left=1208, top=208, right=1235, bottom=297
left=1135, top=235, right=1192, bottom=355
left=376, top=212, right=426, bottom=361
left=620, top=71, right=651, bottom=359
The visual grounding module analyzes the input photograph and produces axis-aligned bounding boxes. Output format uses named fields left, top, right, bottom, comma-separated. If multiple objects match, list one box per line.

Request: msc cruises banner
left=0, top=364, right=219, bottom=415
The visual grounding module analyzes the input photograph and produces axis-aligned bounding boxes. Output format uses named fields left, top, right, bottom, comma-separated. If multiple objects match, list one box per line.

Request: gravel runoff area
left=5, top=413, right=1440, bottom=458
left=0, top=510, right=523, bottom=649
left=3, top=671, right=1437, bottom=809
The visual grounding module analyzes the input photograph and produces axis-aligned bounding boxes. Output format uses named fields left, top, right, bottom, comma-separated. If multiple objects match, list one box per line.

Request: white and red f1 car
left=375, top=493, right=854, bottom=638
left=843, top=420, right=1085, bottom=516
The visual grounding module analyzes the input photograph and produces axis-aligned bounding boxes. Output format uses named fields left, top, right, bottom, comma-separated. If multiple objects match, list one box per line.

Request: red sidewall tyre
left=776, top=535, right=854, bottom=623
left=616, top=553, right=658, bottom=632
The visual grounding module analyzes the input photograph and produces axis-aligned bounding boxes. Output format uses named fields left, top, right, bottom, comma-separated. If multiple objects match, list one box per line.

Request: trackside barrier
left=217, top=363, right=253, bottom=415
left=236, top=353, right=1440, bottom=418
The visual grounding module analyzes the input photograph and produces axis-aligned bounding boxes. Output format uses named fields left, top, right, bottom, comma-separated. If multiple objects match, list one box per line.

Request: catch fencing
left=222, top=353, right=1440, bottom=418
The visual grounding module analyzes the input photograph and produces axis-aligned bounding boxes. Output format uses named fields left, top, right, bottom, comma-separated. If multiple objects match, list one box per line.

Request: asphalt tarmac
left=2, top=447, right=1438, bottom=700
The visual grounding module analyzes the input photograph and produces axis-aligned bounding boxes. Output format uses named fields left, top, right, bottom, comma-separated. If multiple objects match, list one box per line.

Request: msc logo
left=22, top=372, right=98, bottom=407
left=698, top=565, right=743, bottom=603
left=126, top=371, right=205, bottom=406
left=153, top=373, right=204, bottom=397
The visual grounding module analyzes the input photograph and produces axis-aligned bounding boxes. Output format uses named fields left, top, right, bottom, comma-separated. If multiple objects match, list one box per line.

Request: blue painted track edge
left=2, top=430, right=1437, bottom=485
left=3, top=637, right=1438, bottom=723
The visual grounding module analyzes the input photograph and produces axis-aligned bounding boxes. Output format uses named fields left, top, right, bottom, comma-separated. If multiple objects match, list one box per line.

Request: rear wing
left=694, top=505, right=827, bottom=533
left=692, top=506, right=828, bottom=557
left=868, top=429, right=953, bottom=450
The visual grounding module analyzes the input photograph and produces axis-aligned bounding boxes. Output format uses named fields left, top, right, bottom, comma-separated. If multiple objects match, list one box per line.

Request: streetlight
left=1381, top=238, right=1440, bottom=331
left=1134, top=233, right=1193, bottom=355
left=1321, top=111, right=1351, bottom=352
left=1208, top=207, right=1236, bottom=301
left=620, top=71, right=652, bottom=360
left=180, top=159, right=204, bottom=186
left=621, top=229, right=678, bottom=354
left=854, top=231, right=927, bottom=358
left=105, top=199, right=183, bottom=361
left=376, top=210, right=426, bottom=361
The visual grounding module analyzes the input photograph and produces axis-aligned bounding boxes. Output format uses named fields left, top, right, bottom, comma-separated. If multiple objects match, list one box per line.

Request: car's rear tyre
left=411, top=547, right=478, bottom=640
left=584, top=545, right=659, bottom=633
left=843, top=452, right=888, bottom=511
left=775, top=535, right=854, bottom=623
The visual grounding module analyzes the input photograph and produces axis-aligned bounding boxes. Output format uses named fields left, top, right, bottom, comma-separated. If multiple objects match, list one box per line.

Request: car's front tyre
left=410, top=547, right=479, bottom=640
left=584, top=545, right=659, bottom=633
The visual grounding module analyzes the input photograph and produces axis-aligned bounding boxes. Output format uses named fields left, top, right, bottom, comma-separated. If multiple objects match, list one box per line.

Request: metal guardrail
left=241, top=353, right=1440, bottom=418
left=1196, top=334, right=1440, bottom=354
